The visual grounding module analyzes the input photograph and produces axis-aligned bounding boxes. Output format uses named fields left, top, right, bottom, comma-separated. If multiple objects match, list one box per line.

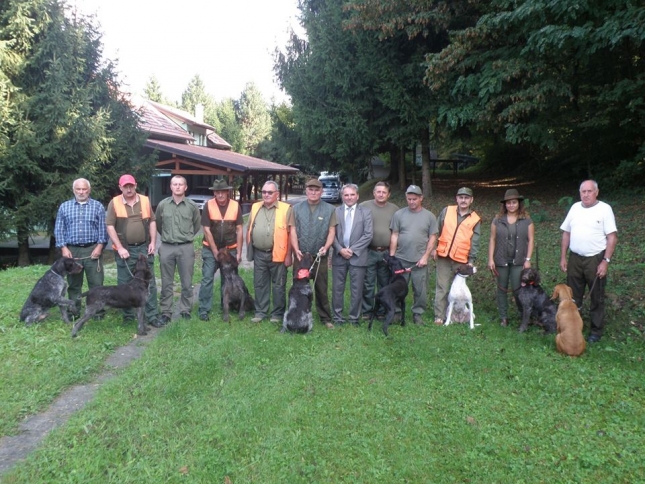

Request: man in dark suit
left=331, top=184, right=374, bottom=325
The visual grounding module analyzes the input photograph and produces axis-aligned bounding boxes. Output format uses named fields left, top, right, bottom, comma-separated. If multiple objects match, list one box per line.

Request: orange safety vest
left=203, top=199, right=240, bottom=249
left=436, top=206, right=480, bottom=263
left=247, top=201, right=290, bottom=262
left=111, top=195, right=151, bottom=250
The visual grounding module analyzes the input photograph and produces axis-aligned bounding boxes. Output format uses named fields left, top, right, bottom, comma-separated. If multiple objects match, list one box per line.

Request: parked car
left=186, top=187, right=213, bottom=211
left=319, top=175, right=342, bottom=203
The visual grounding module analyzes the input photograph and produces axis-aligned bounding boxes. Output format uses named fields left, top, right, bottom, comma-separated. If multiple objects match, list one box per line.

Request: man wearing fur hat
left=432, top=187, right=481, bottom=325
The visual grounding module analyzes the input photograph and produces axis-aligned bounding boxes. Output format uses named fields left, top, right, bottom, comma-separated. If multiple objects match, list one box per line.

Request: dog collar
left=394, top=268, right=412, bottom=274
left=297, top=268, right=310, bottom=279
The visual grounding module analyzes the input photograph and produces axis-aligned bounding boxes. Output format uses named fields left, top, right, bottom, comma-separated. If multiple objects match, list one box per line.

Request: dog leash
left=309, top=252, right=323, bottom=287
left=73, top=255, right=102, bottom=273
left=577, top=275, right=600, bottom=311
left=489, top=268, right=521, bottom=294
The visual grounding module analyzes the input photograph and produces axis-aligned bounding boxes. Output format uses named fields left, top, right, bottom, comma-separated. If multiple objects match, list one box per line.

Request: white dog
left=445, top=265, right=477, bottom=329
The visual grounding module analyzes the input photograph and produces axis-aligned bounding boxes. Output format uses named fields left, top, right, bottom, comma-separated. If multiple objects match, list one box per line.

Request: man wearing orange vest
left=106, top=174, right=162, bottom=327
left=246, top=180, right=292, bottom=323
left=432, top=187, right=481, bottom=325
left=197, top=179, right=244, bottom=321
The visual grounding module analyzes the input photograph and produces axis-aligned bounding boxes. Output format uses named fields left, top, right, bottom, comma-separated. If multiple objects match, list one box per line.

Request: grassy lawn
left=1, top=175, right=644, bottom=482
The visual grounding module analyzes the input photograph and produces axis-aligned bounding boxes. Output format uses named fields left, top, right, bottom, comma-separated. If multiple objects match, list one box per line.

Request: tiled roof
left=207, top=131, right=232, bottom=150
left=136, top=100, right=195, bottom=143
left=144, top=139, right=299, bottom=175
left=147, top=100, right=214, bottom=131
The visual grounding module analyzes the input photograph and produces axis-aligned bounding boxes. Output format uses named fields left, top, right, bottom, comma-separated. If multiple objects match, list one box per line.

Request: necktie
left=344, top=207, right=353, bottom=247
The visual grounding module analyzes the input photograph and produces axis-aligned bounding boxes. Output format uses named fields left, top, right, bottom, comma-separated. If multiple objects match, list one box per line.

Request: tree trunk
left=388, top=145, right=399, bottom=184
left=421, top=127, right=432, bottom=198
left=17, top=225, right=30, bottom=267
left=398, top=146, right=406, bottom=191
left=48, top=235, right=57, bottom=264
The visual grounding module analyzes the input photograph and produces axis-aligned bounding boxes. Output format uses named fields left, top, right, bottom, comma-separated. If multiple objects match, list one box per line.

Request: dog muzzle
left=297, top=269, right=310, bottom=279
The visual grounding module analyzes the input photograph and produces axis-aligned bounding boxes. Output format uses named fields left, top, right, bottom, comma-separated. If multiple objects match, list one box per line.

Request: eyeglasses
left=261, top=190, right=276, bottom=195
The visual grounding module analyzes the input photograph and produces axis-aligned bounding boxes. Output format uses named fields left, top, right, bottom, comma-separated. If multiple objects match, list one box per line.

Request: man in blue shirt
left=54, top=178, right=108, bottom=314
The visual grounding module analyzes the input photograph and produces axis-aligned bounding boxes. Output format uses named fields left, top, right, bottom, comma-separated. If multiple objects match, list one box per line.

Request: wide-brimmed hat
left=501, top=188, right=524, bottom=202
left=305, top=178, right=323, bottom=188
left=119, top=174, right=136, bottom=186
left=406, top=185, right=422, bottom=195
left=209, top=179, right=233, bottom=191
left=456, top=187, right=473, bottom=197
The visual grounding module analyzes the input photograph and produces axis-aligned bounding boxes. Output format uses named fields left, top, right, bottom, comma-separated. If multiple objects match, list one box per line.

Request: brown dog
left=551, top=284, right=586, bottom=357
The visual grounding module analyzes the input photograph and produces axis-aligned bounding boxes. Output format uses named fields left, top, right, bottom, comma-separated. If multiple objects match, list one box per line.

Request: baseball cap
left=456, top=187, right=473, bottom=197
left=119, top=174, right=136, bottom=186
left=406, top=185, right=422, bottom=195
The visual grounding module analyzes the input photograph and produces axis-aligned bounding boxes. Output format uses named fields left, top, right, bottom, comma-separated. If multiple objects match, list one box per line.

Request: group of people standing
left=53, top=175, right=617, bottom=342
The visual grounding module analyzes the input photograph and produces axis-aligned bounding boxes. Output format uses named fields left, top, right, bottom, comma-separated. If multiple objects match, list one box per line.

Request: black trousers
left=567, top=252, right=607, bottom=336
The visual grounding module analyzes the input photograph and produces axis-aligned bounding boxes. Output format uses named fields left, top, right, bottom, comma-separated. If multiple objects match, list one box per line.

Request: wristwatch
left=603, top=257, right=611, bottom=263
left=525, top=258, right=531, bottom=261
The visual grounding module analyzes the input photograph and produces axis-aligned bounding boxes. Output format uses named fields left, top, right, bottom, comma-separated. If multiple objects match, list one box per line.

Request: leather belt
left=128, top=241, right=146, bottom=247
left=68, top=242, right=97, bottom=248
left=164, top=241, right=191, bottom=246
left=254, top=247, right=273, bottom=253
left=369, top=246, right=388, bottom=252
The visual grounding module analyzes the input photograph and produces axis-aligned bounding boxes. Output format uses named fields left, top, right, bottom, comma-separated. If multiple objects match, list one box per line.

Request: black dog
left=20, top=257, right=83, bottom=325
left=71, top=254, right=152, bottom=337
left=369, top=254, right=409, bottom=336
left=282, top=253, right=314, bottom=334
left=515, top=268, right=556, bottom=334
left=217, top=248, right=255, bottom=322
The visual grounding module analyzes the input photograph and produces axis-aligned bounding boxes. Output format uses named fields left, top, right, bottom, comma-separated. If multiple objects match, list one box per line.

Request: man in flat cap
left=198, top=178, right=244, bottom=321
left=289, top=178, right=337, bottom=328
left=432, top=187, right=481, bottom=325
left=389, top=185, right=438, bottom=325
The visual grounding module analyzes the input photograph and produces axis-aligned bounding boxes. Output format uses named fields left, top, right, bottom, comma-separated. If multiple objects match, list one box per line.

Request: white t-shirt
left=560, top=201, right=617, bottom=257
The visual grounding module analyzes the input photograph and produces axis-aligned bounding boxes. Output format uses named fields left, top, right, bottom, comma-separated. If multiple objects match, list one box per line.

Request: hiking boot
left=199, top=313, right=210, bottom=322
left=413, top=314, right=424, bottom=325
left=500, top=318, right=508, bottom=327
left=270, top=317, right=281, bottom=323
left=180, top=312, right=191, bottom=320
left=251, top=317, right=263, bottom=323
left=434, top=318, right=444, bottom=326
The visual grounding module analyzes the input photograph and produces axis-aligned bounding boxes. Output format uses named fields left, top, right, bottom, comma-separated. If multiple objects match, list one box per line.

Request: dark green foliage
left=0, top=0, right=155, bottom=262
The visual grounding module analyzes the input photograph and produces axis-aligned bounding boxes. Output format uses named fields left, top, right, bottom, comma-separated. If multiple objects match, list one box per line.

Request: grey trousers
left=252, top=249, right=287, bottom=319
left=159, top=242, right=195, bottom=317
left=332, top=260, right=366, bottom=323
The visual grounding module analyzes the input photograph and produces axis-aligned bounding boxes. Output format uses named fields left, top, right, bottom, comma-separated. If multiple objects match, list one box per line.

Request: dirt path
left=0, top=325, right=162, bottom=475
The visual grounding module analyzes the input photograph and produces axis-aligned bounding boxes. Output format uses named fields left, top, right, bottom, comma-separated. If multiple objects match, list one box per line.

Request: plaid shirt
left=54, top=198, right=108, bottom=247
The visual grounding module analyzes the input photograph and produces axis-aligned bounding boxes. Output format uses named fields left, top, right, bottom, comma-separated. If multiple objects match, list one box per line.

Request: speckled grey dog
left=71, top=254, right=152, bottom=337
left=282, top=253, right=314, bottom=334
left=217, top=248, right=255, bottom=322
left=516, top=268, right=556, bottom=334
left=20, top=257, right=83, bottom=325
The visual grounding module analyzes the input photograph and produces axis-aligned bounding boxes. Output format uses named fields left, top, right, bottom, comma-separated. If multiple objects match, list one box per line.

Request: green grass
left=2, top=177, right=644, bottom=482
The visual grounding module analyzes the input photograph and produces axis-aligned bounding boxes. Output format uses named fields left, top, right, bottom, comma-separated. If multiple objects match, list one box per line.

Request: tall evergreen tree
left=237, top=82, right=271, bottom=155
left=180, top=74, right=217, bottom=125
left=0, top=0, right=155, bottom=264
